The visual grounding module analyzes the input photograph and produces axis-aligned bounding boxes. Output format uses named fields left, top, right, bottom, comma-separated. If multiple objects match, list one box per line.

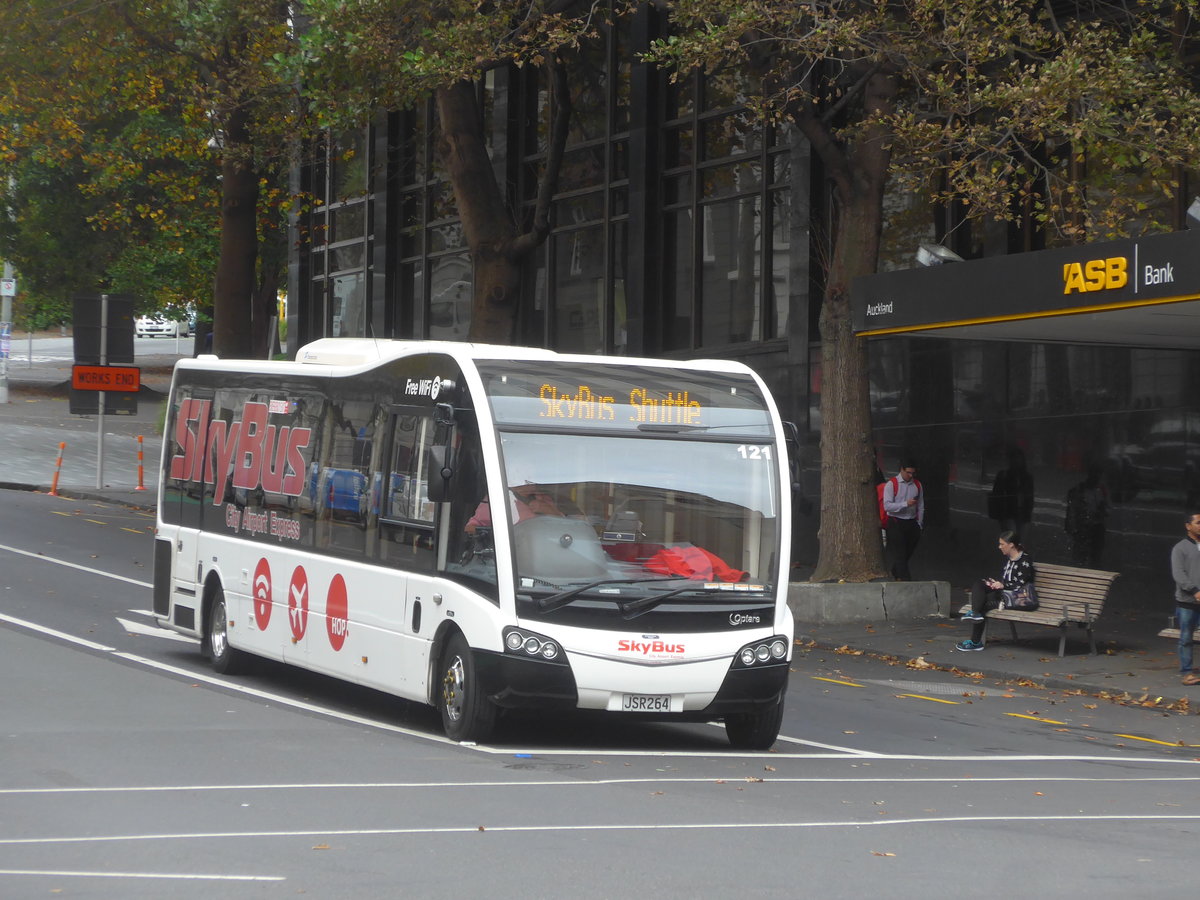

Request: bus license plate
left=622, top=693, right=671, bottom=712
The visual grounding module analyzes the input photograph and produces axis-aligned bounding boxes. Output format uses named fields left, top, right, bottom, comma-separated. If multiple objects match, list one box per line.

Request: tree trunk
left=809, top=70, right=897, bottom=583
left=435, top=82, right=522, bottom=344
left=810, top=200, right=888, bottom=582
left=252, top=212, right=288, bottom=357
left=436, top=62, right=570, bottom=345
left=212, top=104, right=259, bottom=358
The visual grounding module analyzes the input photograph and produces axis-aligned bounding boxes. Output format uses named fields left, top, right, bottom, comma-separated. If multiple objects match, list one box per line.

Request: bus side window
left=313, top=397, right=379, bottom=559
left=441, top=413, right=498, bottom=597
left=378, top=412, right=437, bottom=572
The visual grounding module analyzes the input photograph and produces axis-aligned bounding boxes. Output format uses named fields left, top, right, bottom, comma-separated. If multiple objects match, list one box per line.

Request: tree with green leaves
left=645, top=0, right=1200, bottom=581
left=0, top=0, right=298, bottom=357
left=296, top=0, right=634, bottom=342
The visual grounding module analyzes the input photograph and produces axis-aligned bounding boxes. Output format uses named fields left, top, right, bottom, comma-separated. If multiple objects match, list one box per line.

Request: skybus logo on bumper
left=168, top=399, right=313, bottom=504
left=618, top=637, right=686, bottom=658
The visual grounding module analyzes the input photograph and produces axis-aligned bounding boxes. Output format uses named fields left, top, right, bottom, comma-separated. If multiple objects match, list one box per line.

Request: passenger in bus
left=465, top=485, right=574, bottom=535
left=465, top=498, right=493, bottom=535
left=511, top=484, right=572, bottom=519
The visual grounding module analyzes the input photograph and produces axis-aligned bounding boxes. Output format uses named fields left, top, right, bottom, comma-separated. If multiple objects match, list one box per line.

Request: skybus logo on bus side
left=169, top=399, right=313, bottom=505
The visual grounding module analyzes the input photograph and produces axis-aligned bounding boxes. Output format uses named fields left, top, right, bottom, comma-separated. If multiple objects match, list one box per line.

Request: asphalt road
left=2, top=488, right=1199, bottom=898
left=3, top=333, right=195, bottom=364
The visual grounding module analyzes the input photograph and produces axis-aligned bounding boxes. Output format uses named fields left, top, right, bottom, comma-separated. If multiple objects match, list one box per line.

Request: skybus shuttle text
left=153, top=339, right=794, bottom=747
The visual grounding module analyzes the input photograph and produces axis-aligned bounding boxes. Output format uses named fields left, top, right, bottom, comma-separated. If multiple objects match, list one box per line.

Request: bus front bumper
left=473, top=648, right=788, bottom=716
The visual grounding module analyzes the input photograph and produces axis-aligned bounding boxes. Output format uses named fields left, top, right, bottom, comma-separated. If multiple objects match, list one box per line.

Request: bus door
left=170, top=387, right=214, bottom=627
left=374, top=407, right=442, bottom=689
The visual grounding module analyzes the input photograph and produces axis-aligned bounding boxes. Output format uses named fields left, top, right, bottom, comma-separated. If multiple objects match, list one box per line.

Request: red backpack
left=877, top=476, right=920, bottom=527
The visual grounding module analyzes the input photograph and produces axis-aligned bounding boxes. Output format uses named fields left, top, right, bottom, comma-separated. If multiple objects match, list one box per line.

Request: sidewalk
left=793, top=539, right=1197, bottom=714
left=1, top=348, right=1196, bottom=714
left=0, top=350, right=174, bottom=510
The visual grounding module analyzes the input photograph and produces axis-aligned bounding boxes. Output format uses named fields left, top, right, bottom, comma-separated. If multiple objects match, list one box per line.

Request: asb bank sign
left=852, top=229, right=1200, bottom=337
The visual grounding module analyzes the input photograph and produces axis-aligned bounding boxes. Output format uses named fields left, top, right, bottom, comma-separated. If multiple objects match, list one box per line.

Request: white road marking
left=4, top=814, right=1200, bottom=846
left=0, top=547, right=1195, bottom=766
left=0, top=541, right=152, bottom=589
left=774, top=733, right=882, bottom=755
left=0, top=869, right=283, bottom=882
left=2, top=609, right=1198, bottom=763
left=0, top=612, right=115, bottom=652
left=1, top=774, right=1197, bottom=796
left=114, top=616, right=197, bottom=644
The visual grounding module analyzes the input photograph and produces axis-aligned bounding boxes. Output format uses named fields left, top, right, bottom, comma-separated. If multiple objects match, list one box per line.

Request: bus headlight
left=733, top=635, right=791, bottom=669
left=503, top=627, right=565, bottom=663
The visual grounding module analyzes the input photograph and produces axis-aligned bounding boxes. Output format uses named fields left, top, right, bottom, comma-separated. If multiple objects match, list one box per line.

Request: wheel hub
left=442, top=656, right=465, bottom=722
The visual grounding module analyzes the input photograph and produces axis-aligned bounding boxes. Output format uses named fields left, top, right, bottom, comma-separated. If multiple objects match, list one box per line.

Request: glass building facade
left=289, top=4, right=1198, bottom=581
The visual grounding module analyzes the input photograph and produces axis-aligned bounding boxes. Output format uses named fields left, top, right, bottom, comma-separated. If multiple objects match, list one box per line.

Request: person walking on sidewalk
left=956, top=530, right=1035, bottom=652
left=1170, top=511, right=1200, bottom=685
left=882, top=458, right=924, bottom=581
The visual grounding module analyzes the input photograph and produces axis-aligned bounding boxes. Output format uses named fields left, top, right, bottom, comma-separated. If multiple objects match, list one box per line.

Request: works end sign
left=71, top=365, right=140, bottom=393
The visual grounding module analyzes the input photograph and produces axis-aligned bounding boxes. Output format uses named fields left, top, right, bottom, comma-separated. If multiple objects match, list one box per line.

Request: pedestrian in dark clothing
left=882, top=458, right=923, bottom=581
left=956, top=530, right=1035, bottom=651
left=1171, top=511, right=1200, bottom=685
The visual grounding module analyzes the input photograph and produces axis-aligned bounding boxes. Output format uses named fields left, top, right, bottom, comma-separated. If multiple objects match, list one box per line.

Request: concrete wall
left=787, top=580, right=950, bottom=624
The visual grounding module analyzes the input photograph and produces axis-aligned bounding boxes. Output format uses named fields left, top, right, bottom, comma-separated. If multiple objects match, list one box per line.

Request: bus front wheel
left=724, top=697, right=785, bottom=750
left=207, top=587, right=248, bottom=676
left=438, top=633, right=496, bottom=743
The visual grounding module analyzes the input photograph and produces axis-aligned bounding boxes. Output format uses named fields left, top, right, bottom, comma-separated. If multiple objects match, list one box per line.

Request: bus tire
left=438, top=632, right=496, bottom=743
left=724, top=697, right=785, bottom=750
left=207, top=586, right=248, bottom=676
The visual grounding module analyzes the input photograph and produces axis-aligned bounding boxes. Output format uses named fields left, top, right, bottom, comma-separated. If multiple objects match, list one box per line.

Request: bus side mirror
left=782, top=421, right=804, bottom=493
left=428, top=445, right=453, bottom=503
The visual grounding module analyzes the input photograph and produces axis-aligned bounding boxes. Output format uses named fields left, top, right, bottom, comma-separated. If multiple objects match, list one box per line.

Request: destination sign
left=480, top=362, right=772, bottom=435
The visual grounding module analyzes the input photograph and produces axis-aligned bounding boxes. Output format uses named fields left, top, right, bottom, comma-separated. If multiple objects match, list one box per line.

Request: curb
left=795, top=632, right=1196, bottom=713
left=0, top=481, right=156, bottom=513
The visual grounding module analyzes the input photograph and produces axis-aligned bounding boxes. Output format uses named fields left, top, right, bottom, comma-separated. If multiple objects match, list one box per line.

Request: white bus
left=153, top=339, right=794, bottom=748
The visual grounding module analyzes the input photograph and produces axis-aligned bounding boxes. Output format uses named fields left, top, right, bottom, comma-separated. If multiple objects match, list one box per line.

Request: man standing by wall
left=883, top=458, right=923, bottom=581
left=1171, top=511, right=1200, bottom=686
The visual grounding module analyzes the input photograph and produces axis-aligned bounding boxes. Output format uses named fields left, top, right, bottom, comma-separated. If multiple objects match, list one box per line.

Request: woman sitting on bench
left=956, top=530, right=1035, bottom=652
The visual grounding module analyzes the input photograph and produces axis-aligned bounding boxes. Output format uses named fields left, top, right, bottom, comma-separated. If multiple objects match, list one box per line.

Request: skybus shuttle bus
left=153, top=339, right=794, bottom=748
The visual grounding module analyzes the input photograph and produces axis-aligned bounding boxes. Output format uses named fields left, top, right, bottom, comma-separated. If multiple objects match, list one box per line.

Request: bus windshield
left=495, top=430, right=780, bottom=596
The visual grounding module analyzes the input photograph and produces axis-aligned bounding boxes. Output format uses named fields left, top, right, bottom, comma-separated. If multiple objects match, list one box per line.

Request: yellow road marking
left=1006, top=713, right=1067, bottom=725
left=121, top=527, right=145, bottom=535
left=50, top=511, right=72, bottom=517
left=1115, top=733, right=1199, bottom=748
left=811, top=677, right=864, bottom=688
left=896, top=693, right=960, bottom=705
left=85, top=519, right=107, bottom=526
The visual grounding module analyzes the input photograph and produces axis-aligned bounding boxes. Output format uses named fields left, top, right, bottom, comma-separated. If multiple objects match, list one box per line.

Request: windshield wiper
left=618, top=583, right=770, bottom=619
left=534, top=577, right=679, bottom=613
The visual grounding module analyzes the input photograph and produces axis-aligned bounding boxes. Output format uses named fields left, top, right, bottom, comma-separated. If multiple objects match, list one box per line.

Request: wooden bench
left=1157, top=627, right=1197, bottom=644
left=980, top=562, right=1119, bottom=657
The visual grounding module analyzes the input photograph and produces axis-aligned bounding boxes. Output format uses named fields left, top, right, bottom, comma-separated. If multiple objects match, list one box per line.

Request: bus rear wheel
left=725, top=696, right=785, bottom=750
left=438, top=633, right=496, bottom=743
left=207, top=587, right=248, bottom=676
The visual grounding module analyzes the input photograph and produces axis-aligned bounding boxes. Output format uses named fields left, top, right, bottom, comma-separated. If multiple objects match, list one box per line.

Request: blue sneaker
left=960, top=610, right=984, bottom=622
left=955, top=639, right=984, bottom=651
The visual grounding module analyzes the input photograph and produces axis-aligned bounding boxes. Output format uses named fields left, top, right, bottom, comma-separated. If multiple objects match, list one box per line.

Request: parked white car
left=135, top=315, right=189, bottom=338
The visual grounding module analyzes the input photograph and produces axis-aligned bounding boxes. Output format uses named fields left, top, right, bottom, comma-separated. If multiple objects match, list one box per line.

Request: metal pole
left=0, top=260, right=12, bottom=404
left=96, top=294, right=107, bottom=489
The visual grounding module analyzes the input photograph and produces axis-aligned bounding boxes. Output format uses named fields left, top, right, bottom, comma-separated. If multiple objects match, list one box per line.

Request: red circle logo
left=253, top=557, right=272, bottom=630
left=287, top=566, right=309, bottom=641
left=326, top=574, right=348, bottom=651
